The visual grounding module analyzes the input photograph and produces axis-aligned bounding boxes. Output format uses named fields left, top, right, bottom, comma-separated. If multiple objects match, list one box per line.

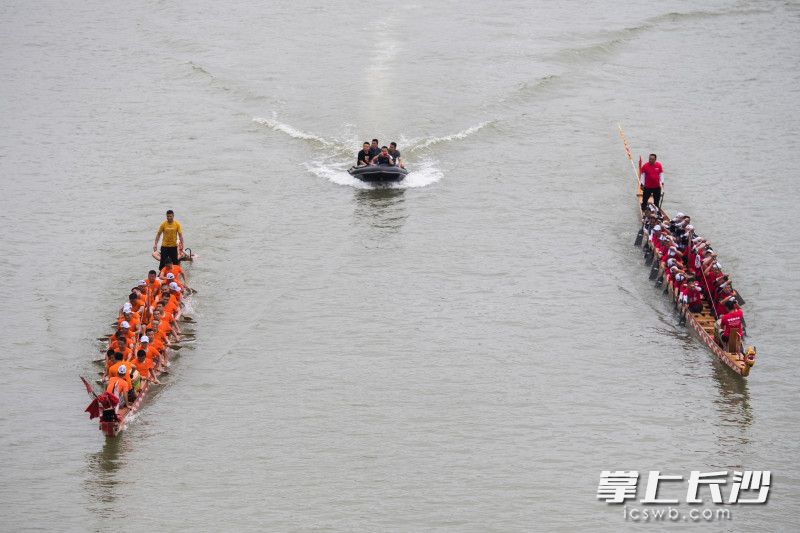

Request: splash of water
left=304, top=157, right=442, bottom=190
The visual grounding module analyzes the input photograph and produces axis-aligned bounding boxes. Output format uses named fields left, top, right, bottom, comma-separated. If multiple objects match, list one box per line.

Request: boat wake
left=252, top=116, right=347, bottom=152
left=549, top=6, right=775, bottom=67
left=403, top=121, right=495, bottom=153
left=253, top=115, right=488, bottom=188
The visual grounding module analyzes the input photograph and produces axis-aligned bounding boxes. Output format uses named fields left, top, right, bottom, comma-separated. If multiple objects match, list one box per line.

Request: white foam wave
left=399, top=158, right=443, bottom=188
left=253, top=117, right=334, bottom=147
left=304, top=157, right=442, bottom=190
left=406, top=121, right=493, bottom=152
left=304, top=161, right=372, bottom=189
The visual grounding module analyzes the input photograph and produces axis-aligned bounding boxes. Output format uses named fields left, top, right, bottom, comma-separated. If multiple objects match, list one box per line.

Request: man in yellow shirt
left=153, top=210, right=184, bottom=269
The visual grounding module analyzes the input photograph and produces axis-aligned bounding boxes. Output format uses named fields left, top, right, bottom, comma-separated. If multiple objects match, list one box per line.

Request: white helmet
left=117, top=365, right=127, bottom=375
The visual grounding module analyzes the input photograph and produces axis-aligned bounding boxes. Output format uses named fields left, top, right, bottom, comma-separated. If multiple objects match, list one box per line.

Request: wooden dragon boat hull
left=635, top=187, right=755, bottom=376
left=90, top=250, right=195, bottom=436
left=99, top=371, right=157, bottom=436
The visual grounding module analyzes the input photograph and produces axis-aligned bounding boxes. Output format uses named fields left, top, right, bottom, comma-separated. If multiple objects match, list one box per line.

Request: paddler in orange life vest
left=163, top=272, right=182, bottom=292
left=107, top=365, right=133, bottom=406
left=160, top=256, right=187, bottom=287
left=109, top=328, right=132, bottom=358
left=715, top=299, right=744, bottom=347
left=640, top=153, right=664, bottom=211
left=138, top=335, right=161, bottom=366
left=145, top=269, right=162, bottom=298
left=119, top=303, right=140, bottom=333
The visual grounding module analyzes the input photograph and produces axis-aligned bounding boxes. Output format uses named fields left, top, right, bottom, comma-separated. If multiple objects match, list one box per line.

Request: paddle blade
left=735, top=291, right=746, bottom=305
left=649, top=264, right=659, bottom=280
left=634, top=228, right=644, bottom=246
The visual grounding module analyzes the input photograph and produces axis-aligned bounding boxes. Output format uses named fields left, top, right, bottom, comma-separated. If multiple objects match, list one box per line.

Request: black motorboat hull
left=348, top=165, right=408, bottom=183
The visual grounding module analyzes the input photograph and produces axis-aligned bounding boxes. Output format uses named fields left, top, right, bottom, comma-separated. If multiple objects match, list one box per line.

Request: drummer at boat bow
left=640, top=153, right=663, bottom=211
left=153, top=210, right=184, bottom=270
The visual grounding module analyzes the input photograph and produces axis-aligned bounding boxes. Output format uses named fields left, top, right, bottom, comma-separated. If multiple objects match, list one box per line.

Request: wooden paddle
left=634, top=226, right=644, bottom=246
left=648, top=262, right=659, bottom=280
left=678, top=304, right=687, bottom=326
left=618, top=124, right=647, bottom=247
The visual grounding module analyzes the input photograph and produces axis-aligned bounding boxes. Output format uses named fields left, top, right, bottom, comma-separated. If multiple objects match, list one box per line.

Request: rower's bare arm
left=153, top=229, right=163, bottom=251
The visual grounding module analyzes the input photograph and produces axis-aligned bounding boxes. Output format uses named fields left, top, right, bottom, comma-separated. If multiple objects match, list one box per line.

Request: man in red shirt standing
left=640, top=153, right=664, bottom=211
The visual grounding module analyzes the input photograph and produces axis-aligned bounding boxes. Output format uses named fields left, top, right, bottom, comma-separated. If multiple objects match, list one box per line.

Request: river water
left=1, top=1, right=799, bottom=531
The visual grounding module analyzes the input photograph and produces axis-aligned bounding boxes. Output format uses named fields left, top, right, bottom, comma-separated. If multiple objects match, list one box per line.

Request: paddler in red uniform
left=716, top=300, right=744, bottom=347
left=639, top=153, right=663, bottom=211
left=687, top=281, right=705, bottom=313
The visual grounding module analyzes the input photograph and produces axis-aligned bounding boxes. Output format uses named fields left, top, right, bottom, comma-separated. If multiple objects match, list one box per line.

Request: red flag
left=85, top=398, right=101, bottom=419
left=80, top=376, right=97, bottom=399
left=85, top=392, right=118, bottom=420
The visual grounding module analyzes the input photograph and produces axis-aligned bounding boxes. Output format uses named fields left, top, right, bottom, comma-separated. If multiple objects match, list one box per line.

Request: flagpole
left=618, top=123, right=641, bottom=192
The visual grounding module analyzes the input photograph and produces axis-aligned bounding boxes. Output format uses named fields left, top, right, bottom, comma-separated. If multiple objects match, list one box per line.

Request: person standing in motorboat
left=388, top=142, right=404, bottom=169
